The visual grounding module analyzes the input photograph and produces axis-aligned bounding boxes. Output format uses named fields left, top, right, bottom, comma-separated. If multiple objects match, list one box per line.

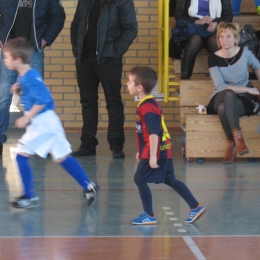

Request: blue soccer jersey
left=18, top=69, right=55, bottom=113
left=136, top=95, right=172, bottom=159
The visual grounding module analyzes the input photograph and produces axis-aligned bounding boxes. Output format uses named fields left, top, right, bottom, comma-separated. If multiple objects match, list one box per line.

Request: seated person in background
left=207, top=22, right=260, bottom=164
left=173, top=0, right=232, bottom=79
left=232, top=0, right=260, bottom=16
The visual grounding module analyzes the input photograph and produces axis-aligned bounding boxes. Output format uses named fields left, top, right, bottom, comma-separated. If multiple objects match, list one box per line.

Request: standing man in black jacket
left=0, top=0, right=65, bottom=156
left=70, top=0, right=138, bottom=159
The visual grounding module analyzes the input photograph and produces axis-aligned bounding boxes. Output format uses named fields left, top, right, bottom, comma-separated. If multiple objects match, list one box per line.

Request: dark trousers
left=134, top=161, right=198, bottom=216
left=76, top=58, right=125, bottom=150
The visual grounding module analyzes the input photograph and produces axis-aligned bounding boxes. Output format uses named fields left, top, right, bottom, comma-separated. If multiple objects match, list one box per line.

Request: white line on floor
left=183, top=236, right=206, bottom=260
left=169, top=217, right=178, bottom=221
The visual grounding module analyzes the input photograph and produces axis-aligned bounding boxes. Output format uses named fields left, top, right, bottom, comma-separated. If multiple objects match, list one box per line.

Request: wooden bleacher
left=169, top=2, right=260, bottom=78
left=180, top=80, right=260, bottom=160
left=171, top=2, right=260, bottom=160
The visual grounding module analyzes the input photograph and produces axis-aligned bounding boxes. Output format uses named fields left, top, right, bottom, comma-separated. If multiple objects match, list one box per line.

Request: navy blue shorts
left=134, top=158, right=174, bottom=183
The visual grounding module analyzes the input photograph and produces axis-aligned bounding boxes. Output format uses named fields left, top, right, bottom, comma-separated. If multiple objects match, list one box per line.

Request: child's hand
left=136, top=152, right=140, bottom=162
left=149, top=155, right=159, bottom=169
left=10, top=83, right=20, bottom=94
left=15, top=116, right=31, bottom=128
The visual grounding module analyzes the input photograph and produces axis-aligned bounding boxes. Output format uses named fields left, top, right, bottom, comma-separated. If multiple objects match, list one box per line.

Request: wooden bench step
left=185, top=115, right=260, bottom=158
left=180, top=79, right=260, bottom=159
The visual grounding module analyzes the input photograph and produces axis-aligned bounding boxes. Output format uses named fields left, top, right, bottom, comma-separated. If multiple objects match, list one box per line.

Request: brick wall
left=44, top=0, right=180, bottom=130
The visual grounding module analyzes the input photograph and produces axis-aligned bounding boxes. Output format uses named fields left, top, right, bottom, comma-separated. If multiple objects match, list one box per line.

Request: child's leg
left=59, top=156, right=98, bottom=206
left=134, top=177, right=154, bottom=216
left=59, top=156, right=90, bottom=190
left=16, top=153, right=36, bottom=198
left=165, top=173, right=198, bottom=209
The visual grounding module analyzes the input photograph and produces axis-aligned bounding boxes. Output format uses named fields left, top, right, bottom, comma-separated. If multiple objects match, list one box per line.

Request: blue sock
left=16, top=154, right=36, bottom=198
left=60, top=157, right=90, bottom=190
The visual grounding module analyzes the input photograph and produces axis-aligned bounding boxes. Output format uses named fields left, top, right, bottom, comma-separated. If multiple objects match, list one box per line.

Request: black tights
left=134, top=173, right=198, bottom=217
left=212, top=90, right=246, bottom=140
left=183, top=34, right=218, bottom=55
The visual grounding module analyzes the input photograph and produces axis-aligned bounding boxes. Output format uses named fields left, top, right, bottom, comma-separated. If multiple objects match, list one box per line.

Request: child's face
left=127, top=74, right=139, bottom=96
left=3, top=51, right=17, bottom=70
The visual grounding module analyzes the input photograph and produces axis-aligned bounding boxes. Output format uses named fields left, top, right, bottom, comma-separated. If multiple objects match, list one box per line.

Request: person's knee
left=217, top=102, right=225, bottom=115
left=55, top=155, right=70, bottom=164
left=184, top=35, right=203, bottom=53
left=224, top=89, right=237, bottom=102
left=134, top=175, right=143, bottom=186
left=16, top=153, right=30, bottom=163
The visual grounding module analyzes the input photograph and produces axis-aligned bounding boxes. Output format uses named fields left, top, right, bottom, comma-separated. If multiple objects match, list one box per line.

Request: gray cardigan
left=208, top=47, right=260, bottom=100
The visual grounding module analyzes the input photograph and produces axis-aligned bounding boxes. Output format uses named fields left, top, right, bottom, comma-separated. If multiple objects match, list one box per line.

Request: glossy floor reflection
left=0, top=127, right=260, bottom=259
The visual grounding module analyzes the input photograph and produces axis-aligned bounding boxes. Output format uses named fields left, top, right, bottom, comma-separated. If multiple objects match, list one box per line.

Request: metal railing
left=158, top=0, right=180, bottom=102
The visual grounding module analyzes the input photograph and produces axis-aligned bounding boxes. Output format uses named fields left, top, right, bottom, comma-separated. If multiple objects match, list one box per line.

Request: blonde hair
left=216, top=22, right=241, bottom=48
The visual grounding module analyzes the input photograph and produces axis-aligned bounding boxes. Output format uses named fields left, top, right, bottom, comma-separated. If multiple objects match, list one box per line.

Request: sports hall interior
left=1, top=0, right=260, bottom=259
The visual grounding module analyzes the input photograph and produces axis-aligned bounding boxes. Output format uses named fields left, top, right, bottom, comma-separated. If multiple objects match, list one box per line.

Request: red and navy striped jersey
left=136, top=95, right=172, bottom=159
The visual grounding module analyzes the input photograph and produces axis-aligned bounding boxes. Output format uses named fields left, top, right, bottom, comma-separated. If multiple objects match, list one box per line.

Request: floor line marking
left=169, top=217, right=178, bottom=221
left=183, top=236, right=206, bottom=260
left=177, top=229, right=187, bottom=233
left=162, top=207, right=171, bottom=210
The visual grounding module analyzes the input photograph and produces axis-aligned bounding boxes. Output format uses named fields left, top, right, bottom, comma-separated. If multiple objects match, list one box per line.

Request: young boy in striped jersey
left=127, top=66, right=205, bottom=224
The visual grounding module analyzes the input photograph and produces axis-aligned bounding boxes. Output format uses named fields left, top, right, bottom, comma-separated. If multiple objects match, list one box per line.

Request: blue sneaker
left=131, top=212, right=157, bottom=225
left=185, top=204, right=206, bottom=223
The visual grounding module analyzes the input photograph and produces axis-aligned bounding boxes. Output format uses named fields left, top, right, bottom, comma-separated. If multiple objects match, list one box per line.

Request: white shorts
left=17, top=110, right=72, bottom=160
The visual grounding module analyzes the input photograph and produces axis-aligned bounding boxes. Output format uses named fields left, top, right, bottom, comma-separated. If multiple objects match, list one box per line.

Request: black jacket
left=0, top=0, right=65, bottom=51
left=174, top=0, right=233, bottom=24
left=70, top=0, right=138, bottom=63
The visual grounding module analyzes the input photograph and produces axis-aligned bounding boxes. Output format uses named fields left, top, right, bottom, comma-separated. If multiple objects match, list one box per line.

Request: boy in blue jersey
left=127, top=66, right=205, bottom=224
left=3, top=37, right=99, bottom=208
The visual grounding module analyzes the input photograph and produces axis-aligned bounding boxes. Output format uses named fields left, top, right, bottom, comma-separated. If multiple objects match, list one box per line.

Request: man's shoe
left=112, top=149, right=125, bottom=159
left=12, top=195, right=40, bottom=209
left=83, top=182, right=99, bottom=206
left=185, top=203, right=206, bottom=223
left=71, top=144, right=96, bottom=157
left=131, top=212, right=157, bottom=225
left=0, top=142, right=2, bottom=156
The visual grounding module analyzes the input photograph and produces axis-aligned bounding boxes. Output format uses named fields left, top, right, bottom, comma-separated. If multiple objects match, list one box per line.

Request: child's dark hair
left=129, top=66, right=158, bottom=94
left=4, top=37, right=32, bottom=64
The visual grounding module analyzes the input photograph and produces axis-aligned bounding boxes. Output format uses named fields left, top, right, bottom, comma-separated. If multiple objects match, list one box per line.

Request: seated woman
left=173, top=0, right=232, bottom=79
left=207, top=22, right=260, bottom=163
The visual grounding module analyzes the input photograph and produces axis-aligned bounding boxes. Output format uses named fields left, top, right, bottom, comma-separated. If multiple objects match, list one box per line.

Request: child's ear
left=138, top=84, right=144, bottom=92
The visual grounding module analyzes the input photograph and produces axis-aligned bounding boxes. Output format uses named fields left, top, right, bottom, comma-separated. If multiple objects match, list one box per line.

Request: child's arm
left=10, top=83, right=20, bottom=94
left=15, top=104, right=46, bottom=128
left=149, top=134, right=159, bottom=169
left=136, top=152, right=140, bottom=162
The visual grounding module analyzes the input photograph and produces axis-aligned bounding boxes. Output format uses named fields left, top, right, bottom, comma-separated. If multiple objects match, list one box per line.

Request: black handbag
left=237, top=82, right=260, bottom=115
left=238, top=24, right=259, bottom=54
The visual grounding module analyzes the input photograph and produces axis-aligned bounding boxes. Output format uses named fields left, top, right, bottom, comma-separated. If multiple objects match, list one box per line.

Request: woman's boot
left=223, top=140, right=236, bottom=164
left=181, top=51, right=197, bottom=79
left=232, top=127, right=249, bottom=155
